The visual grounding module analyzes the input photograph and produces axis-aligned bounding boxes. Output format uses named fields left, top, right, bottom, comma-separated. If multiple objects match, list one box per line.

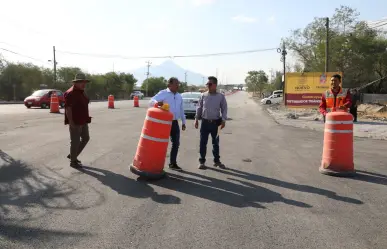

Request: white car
left=181, top=92, right=202, bottom=118
left=261, top=94, right=283, bottom=105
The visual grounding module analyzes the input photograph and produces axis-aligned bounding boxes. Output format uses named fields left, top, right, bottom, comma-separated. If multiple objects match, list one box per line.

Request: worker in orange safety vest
left=319, top=74, right=352, bottom=123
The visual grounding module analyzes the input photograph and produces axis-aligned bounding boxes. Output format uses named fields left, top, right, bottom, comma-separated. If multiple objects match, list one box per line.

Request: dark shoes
left=213, top=162, right=226, bottom=169
left=67, top=154, right=82, bottom=169
left=70, top=160, right=83, bottom=169
left=198, top=161, right=226, bottom=170
left=67, top=154, right=81, bottom=164
left=169, top=163, right=183, bottom=171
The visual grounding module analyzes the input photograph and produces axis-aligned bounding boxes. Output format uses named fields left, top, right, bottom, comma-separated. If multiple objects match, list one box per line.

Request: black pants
left=199, top=119, right=220, bottom=164
left=350, top=106, right=358, bottom=122
left=170, top=120, right=180, bottom=164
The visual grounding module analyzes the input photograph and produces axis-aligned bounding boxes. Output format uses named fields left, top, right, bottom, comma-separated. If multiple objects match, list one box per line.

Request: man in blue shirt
left=149, top=77, right=186, bottom=171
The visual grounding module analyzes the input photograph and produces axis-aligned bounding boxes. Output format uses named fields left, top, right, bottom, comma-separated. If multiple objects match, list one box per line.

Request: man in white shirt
left=149, top=77, right=186, bottom=171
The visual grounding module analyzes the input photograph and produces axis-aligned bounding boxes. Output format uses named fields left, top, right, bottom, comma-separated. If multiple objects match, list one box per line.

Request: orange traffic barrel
left=130, top=103, right=173, bottom=179
left=133, top=95, right=139, bottom=107
left=50, top=93, right=60, bottom=113
left=108, top=95, right=114, bottom=109
left=320, top=111, right=355, bottom=176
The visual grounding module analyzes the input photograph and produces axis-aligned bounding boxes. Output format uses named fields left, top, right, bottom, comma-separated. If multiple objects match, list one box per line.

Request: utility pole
left=325, top=17, right=329, bottom=73
left=202, top=76, right=205, bottom=85
left=184, top=71, right=187, bottom=83
left=216, top=68, right=218, bottom=78
left=145, top=60, right=152, bottom=97
left=53, top=46, right=57, bottom=85
left=278, top=43, right=287, bottom=102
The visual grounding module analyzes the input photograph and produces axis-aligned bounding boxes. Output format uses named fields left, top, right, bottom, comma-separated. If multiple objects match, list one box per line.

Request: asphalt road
left=0, top=92, right=386, bottom=249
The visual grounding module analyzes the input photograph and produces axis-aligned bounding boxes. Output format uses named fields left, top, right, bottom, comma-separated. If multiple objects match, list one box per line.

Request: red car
left=24, top=89, right=65, bottom=109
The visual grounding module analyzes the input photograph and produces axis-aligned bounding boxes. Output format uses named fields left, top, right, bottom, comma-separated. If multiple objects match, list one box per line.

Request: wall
left=361, top=94, right=387, bottom=105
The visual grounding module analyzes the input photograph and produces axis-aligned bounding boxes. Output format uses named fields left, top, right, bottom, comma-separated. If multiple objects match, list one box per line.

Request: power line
left=55, top=47, right=278, bottom=60
left=0, top=47, right=47, bottom=64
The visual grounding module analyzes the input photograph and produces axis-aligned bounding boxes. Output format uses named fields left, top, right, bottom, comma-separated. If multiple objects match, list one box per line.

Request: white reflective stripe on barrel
left=141, top=133, right=169, bottom=143
left=145, top=115, right=172, bottom=125
left=325, top=120, right=353, bottom=124
left=324, top=129, right=353, bottom=134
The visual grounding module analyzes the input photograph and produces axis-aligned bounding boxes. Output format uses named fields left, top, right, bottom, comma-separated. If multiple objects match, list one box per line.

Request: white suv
left=130, top=91, right=144, bottom=99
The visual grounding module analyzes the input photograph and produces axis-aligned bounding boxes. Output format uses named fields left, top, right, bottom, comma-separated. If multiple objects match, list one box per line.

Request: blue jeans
left=170, top=120, right=180, bottom=164
left=199, top=119, right=220, bottom=164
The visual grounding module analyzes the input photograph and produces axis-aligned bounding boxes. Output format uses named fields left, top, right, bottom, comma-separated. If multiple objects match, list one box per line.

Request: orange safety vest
left=325, top=87, right=348, bottom=112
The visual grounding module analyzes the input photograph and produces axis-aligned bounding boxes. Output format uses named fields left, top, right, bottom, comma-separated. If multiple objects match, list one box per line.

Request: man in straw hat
left=64, top=73, right=92, bottom=169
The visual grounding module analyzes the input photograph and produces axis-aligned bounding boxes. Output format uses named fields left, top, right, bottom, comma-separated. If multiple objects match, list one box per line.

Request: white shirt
left=149, top=88, right=186, bottom=125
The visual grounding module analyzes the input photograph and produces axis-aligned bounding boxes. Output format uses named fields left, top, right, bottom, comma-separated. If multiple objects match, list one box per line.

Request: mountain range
left=131, top=60, right=207, bottom=86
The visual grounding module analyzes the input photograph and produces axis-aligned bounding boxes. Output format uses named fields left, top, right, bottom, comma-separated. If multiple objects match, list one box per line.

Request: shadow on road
left=352, top=170, right=387, bottom=186
left=151, top=171, right=312, bottom=209
left=0, top=150, right=103, bottom=244
left=207, top=167, right=363, bottom=205
left=79, top=166, right=181, bottom=205
left=0, top=223, right=91, bottom=245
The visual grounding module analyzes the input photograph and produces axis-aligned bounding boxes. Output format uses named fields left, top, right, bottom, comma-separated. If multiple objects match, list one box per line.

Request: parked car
left=130, top=91, right=144, bottom=99
left=181, top=92, right=202, bottom=118
left=24, top=89, right=65, bottom=109
left=261, top=94, right=283, bottom=105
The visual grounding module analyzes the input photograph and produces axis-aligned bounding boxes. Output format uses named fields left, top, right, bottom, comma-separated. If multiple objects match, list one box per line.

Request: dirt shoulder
left=251, top=95, right=387, bottom=140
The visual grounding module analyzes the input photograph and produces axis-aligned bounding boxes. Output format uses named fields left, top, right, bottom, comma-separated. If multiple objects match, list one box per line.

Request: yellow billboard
left=285, top=72, right=343, bottom=108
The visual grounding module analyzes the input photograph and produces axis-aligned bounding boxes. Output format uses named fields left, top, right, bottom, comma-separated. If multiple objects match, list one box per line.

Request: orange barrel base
left=130, top=103, right=173, bottom=180
left=129, top=164, right=166, bottom=179
left=319, top=165, right=355, bottom=176
left=320, top=111, right=355, bottom=177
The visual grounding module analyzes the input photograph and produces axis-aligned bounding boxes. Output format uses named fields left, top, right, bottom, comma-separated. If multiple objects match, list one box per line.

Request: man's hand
left=182, top=124, right=186, bottom=131
left=194, top=120, right=199, bottom=129
left=220, top=121, right=226, bottom=129
left=157, top=101, right=163, bottom=106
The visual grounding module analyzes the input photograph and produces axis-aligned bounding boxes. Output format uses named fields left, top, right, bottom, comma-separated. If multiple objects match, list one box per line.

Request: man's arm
left=195, top=94, right=204, bottom=121
left=65, top=92, right=75, bottom=126
left=148, top=90, right=166, bottom=107
left=180, top=95, right=186, bottom=125
left=343, top=90, right=352, bottom=108
left=319, top=94, right=327, bottom=115
left=220, top=94, right=228, bottom=121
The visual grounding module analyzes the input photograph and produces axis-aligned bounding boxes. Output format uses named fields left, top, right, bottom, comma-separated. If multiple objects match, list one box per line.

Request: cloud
left=267, top=16, right=276, bottom=23
left=191, top=0, right=216, bottom=6
left=232, top=15, right=257, bottom=23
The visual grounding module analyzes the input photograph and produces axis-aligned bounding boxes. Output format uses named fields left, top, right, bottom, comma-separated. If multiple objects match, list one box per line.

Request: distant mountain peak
left=131, top=60, right=207, bottom=86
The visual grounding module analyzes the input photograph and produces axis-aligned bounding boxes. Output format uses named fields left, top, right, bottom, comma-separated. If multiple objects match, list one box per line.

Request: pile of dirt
left=357, top=104, right=387, bottom=114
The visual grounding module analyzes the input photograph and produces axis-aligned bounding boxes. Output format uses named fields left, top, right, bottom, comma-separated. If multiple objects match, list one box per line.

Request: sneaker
left=214, top=162, right=226, bottom=169
left=169, top=163, right=183, bottom=171
left=67, top=154, right=81, bottom=164
left=70, top=161, right=83, bottom=169
left=198, top=163, right=206, bottom=170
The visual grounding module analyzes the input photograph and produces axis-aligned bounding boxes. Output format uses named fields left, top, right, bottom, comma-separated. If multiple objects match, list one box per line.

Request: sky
left=1, top=0, right=387, bottom=85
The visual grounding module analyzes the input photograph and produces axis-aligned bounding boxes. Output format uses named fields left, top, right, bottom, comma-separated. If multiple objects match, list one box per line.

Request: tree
left=0, top=61, right=138, bottom=100
left=245, top=70, right=268, bottom=96
left=141, top=77, right=167, bottom=96
left=284, top=5, right=387, bottom=92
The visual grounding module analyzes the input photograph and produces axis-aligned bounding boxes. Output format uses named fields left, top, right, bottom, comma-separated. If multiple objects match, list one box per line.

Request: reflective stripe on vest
left=325, top=88, right=347, bottom=111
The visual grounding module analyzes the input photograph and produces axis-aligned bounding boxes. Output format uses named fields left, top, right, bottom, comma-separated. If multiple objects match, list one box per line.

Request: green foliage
left=0, top=59, right=137, bottom=100
left=284, top=5, right=387, bottom=92
left=141, top=77, right=167, bottom=96
left=245, top=70, right=269, bottom=95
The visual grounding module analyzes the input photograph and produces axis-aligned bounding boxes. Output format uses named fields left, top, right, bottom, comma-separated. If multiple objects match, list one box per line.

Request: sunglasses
left=206, top=83, right=213, bottom=87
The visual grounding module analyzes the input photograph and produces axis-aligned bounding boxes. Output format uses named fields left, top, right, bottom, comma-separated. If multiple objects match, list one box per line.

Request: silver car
left=181, top=92, right=202, bottom=118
